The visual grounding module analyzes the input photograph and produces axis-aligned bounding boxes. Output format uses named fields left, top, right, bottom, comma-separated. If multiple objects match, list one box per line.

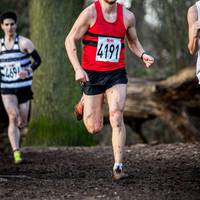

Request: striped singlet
left=0, top=35, right=32, bottom=91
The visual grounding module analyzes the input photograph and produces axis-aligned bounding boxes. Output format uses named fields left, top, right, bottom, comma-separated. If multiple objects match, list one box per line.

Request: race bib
left=96, top=37, right=121, bottom=62
left=1, top=62, right=21, bottom=81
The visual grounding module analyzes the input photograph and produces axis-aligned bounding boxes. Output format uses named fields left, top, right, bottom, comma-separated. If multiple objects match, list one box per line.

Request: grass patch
left=23, top=117, right=96, bottom=146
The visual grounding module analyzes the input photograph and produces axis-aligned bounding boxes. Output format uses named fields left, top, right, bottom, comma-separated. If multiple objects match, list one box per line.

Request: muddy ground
left=0, top=144, right=200, bottom=200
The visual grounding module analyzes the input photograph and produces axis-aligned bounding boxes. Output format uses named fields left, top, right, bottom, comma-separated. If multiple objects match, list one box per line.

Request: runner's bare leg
left=83, top=94, right=104, bottom=134
left=106, top=84, right=127, bottom=164
left=18, top=101, right=30, bottom=128
left=1, top=95, right=20, bottom=151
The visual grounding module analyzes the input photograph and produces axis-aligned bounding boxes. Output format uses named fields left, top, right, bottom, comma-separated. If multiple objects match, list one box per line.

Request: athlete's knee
left=8, top=110, right=18, bottom=124
left=84, top=112, right=103, bottom=134
left=87, top=125, right=103, bottom=134
left=109, top=109, right=123, bottom=128
left=85, top=122, right=103, bottom=134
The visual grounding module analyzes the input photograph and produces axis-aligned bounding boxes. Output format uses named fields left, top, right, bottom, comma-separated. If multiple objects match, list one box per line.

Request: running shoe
left=113, top=166, right=128, bottom=181
left=13, top=150, right=23, bottom=164
left=74, top=99, right=84, bottom=120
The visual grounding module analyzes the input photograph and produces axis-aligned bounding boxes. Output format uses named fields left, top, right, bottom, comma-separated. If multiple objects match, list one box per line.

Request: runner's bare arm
left=188, top=5, right=200, bottom=55
left=125, top=10, right=144, bottom=58
left=19, top=36, right=35, bottom=53
left=125, top=10, right=154, bottom=68
left=18, top=36, right=41, bottom=79
left=65, top=5, right=95, bottom=81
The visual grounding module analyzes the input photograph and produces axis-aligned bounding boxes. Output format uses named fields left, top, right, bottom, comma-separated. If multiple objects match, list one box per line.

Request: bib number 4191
left=96, top=37, right=121, bottom=62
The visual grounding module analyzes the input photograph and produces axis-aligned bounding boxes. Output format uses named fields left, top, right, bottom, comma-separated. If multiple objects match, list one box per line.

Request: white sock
left=113, top=163, right=123, bottom=171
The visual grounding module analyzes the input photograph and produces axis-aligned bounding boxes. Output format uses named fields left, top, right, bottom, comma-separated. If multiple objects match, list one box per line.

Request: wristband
left=140, top=51, right=146, bottom=60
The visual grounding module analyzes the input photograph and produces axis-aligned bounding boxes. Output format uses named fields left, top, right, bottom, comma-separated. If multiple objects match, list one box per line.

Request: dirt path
left=0, top=144, right=200, bottom=200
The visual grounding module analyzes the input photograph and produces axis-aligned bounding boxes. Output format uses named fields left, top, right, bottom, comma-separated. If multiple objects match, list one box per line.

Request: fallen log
left=121, top=67, right=200, bottom=143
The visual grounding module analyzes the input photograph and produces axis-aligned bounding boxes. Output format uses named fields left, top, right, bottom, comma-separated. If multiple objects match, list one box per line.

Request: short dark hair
left=0, top=11, right=17, bottom=24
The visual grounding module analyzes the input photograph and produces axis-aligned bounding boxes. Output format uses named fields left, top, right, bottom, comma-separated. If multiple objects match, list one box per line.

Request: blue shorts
left=82, top=68, right=128, bottom=95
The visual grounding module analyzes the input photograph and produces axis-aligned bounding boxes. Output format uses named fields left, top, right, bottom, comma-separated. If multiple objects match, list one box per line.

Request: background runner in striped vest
left=0, top=11, right=41, bottom=164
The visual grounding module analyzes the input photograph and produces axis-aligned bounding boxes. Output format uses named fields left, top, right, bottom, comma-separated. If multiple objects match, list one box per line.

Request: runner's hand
left=18, top=70, right=29, bottom=79
left=75, top=68, right=89, bottom=82
left=142, top=54, right=154, bottom=68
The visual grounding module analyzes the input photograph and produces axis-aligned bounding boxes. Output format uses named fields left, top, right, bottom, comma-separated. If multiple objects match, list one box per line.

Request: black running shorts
left=1, top=86, right=33, bottom=104
left=82, top=68, right=128, bottom=95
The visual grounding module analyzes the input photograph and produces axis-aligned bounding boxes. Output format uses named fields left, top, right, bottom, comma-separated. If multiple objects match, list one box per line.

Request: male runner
left=0, top=11, right=41, bottom=164
left=188, top=1, right=200, bottom=83
left=65, top=0, right=154, bottom=180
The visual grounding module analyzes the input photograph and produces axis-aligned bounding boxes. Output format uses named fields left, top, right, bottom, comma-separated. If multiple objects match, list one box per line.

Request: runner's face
left=103, top=0, right=117, bottom=5
left=1, top=19, right=17, bottom=37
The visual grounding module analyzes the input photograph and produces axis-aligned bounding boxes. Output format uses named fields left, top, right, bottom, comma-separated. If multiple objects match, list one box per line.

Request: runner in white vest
left=187, top=1, right=200, bottom=82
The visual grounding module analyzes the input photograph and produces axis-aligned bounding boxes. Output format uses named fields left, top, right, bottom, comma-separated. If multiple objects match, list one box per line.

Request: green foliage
left=24, top=117, right=95, bottom=146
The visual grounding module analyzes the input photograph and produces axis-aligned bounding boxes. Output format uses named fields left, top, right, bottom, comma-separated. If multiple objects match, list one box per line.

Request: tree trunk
left=29, top=0, right=83, bottom=121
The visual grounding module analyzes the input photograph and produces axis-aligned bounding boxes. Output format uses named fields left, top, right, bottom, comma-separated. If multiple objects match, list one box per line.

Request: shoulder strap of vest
left=116, top=3, right=123, bottom=24
left=15, top=35, right=19, bottom=45
left=0, top=38, right=5, bottom=52
left=95, top=0, right=104, bottom=22
left=13, top=35, right=21, bottom=50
